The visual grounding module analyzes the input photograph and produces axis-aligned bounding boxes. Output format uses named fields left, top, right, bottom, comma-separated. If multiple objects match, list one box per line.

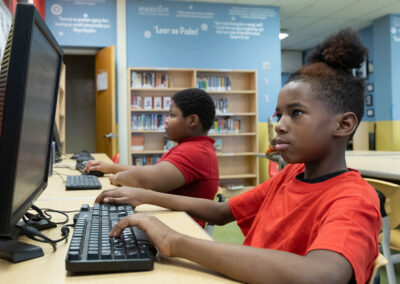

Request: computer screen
left=0, top=3, right=63, bottom=260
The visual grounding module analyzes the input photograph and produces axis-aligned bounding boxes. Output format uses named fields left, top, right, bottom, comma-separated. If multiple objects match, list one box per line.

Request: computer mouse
left=82, top=171, right=104, bottom=177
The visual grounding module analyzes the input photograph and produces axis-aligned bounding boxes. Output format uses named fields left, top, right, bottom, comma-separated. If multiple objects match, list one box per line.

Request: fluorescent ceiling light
left=279, top=32, right=289, bottom=40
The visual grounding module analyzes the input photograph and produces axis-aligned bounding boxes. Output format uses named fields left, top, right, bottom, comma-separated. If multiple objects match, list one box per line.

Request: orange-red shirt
left=229, top=163, right=381, bottom=284
left=159, top=136, right=219, bottom=226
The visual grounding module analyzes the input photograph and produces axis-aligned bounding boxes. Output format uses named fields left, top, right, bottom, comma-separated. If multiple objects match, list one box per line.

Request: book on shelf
left=131, top=95, right=142, bottom=109
left=131, top=114, right=166, bottom=130
left=132, top=154, right=162, bottom=166
left=131, top=135, right=144, bottom=151
left=209, top=117, right=241, bottom=133
left=197, top=75, right=231, bottom=91
left=131, top=71, right=140, bottom=87
left=163, top=96, right=171, bottom=110
left=143, top=96, right=153, bottom=109
left=131, top=71, right=169, bottom=88
left=154, top=96, right=162, bottom=109
left=214, top=97, right=228, bottom=113
left=213, top=138, right=222, bottom=152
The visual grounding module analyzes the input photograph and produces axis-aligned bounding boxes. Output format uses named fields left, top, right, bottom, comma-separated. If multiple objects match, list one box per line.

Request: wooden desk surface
left=0, top=154, right=237, bottom=283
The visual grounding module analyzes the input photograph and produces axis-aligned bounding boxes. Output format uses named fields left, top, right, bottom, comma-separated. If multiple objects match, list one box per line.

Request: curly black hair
left=172, top=88, right=216, bottom=131
left=287, top=28, right=367, bottom=126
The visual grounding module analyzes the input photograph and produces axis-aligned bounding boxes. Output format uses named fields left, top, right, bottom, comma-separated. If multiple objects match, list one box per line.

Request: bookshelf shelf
left=220, top=174, right=257, bottom=179
left=127, top=67, right=258, bottom=194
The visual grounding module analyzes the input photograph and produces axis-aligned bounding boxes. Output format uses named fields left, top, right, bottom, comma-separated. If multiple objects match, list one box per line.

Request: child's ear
left=333, top=112, right=358, bottom=137
left=187, top=114, right=200, bottom=128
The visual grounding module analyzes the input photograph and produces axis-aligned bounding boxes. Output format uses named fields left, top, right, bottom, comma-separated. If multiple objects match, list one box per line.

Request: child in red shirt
left=84, top=88, right=219, bottom=204
left=96, top=29, right=381, bottom=284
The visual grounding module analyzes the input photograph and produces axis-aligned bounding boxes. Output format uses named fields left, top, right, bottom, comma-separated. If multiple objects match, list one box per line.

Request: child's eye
left=292, top=110, right=304, bottom=117
left=275, top=114, right=282, bottom=122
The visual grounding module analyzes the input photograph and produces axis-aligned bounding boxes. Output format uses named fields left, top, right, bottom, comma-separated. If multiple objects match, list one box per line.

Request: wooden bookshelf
left=127, top=67, right=259, bottom=195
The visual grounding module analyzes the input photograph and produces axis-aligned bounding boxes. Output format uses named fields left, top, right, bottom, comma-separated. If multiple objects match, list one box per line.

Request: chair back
left=368, top=253, right=388, bottom=284
left=365, top=178, right=400, bottom=230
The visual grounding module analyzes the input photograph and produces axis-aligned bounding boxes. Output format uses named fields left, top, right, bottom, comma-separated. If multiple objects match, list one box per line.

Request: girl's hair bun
left=306, top=28, right=367, bottom=71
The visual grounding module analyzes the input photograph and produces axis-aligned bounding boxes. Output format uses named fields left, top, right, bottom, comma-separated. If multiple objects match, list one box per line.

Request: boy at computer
left=96, top=29, right=381, bottom=284
left=85, top=88, right=218, bottom=226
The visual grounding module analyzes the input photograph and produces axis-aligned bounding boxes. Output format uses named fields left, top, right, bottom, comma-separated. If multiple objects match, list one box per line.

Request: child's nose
left=275, top=117, right=287, bottom=134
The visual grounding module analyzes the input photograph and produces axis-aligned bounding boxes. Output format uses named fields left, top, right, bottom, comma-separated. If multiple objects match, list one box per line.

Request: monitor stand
left=0, top=218, right=56, bottom=263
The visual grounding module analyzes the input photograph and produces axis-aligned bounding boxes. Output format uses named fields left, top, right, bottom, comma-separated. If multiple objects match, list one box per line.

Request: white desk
left=345, top=151, right=400, bottom=181
left=259, top=151, right=400, bottom=182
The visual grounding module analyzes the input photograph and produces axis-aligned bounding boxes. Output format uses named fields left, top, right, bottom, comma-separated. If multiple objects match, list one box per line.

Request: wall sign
left=45, top=0, right=116, bottom=47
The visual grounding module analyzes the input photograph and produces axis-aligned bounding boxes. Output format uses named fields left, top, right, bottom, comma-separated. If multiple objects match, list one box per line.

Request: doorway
left=64, top=54, right=96, bottom=154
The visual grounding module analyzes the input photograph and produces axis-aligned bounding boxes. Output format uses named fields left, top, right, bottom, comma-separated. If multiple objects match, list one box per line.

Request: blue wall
left=126, top=0, right=281, bottom=122
left=373, top=16, right=393, bottom=121
left=390, top=15, right=400, bottom=120
left=45, top=0, right=116, bottom=47
left=359, top=26, right=375, bottom=122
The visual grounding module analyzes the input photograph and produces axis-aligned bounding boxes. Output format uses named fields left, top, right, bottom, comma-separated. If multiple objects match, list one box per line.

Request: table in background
left=258, top=151, right=400, bottom=182
left=0, top=154, right=237, bottom=284
left=345, top=151, right=400, bottom=181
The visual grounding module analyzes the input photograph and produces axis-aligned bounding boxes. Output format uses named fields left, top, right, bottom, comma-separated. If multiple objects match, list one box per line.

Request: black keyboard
left=65, top=203, right=156, bottom=273
left=66, top=175, right=102, bottom=190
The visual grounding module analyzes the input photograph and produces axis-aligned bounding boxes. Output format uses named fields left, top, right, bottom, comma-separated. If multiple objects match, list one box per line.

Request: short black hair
left=172, top=88, right=215, bottom=131
left=287, top=28, right=367, bottom=126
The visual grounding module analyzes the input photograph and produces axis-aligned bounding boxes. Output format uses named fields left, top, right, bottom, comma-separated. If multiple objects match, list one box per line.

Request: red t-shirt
left=159, top=136, right=219, bottom=226
left=229, top=163, right=381, bottom=284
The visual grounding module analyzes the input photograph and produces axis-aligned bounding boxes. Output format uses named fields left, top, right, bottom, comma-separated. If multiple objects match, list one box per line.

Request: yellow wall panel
left=376, top=120, right=400, bottom=151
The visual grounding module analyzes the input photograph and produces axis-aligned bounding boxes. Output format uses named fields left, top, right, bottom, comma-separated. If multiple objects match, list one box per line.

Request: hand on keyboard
left=66, top=203, right=156, bottom=273
left=109, top=213, right=180, bottom=258
left=84, top=160, right=114, bottom=174
left=95, top=187, right=150, bottom=207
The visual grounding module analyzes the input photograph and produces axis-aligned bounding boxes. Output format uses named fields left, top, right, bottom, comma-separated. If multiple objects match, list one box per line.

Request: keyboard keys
left=65, top=203, right=156, bottom=273
left=65, top=175, right=102, bottom=190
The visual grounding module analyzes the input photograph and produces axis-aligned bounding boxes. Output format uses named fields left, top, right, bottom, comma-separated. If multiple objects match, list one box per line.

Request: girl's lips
left=275, top=142, right=290, bottom=151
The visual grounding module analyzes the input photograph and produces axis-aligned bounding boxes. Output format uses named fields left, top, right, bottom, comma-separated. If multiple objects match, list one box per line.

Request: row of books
left=131, top=135, right=177, bottom=152
left=131, top=71, right=169, bottom=88
left=209, top=118, right=241, bottom=133
left=131, top=95, right=171, bottom=110
left=214, top=97, right=228, bottom=113
left=197, top=75, right=231, bottom=91
left=132, top=154, right=162, bottom=166
left=131, top=114, right=167, bottom=130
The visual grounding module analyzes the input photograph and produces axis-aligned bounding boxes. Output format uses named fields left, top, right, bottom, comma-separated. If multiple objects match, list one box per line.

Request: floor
left=212, top=222, right=400, bottom=284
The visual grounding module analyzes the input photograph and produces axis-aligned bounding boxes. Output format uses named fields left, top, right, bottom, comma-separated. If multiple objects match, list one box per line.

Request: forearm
left=113, top=167, right=154, bottom=188
left=172, top=236, right=338, bottom=284
left=141, top=191, right=234, bottom=225
left=109, top=164, right=134, bottom=174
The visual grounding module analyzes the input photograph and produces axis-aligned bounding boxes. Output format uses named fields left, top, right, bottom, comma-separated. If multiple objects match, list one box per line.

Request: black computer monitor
left=0, top=4, right=63, bottom=262
left=53, top=124, right=63, bottom=163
